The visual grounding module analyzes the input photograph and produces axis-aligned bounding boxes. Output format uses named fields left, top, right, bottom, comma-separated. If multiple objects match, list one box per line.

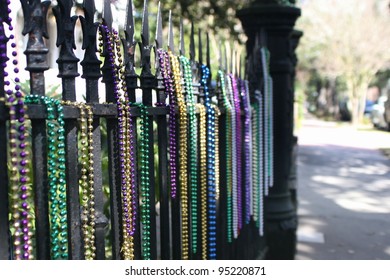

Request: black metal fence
left=0, top=0, right=301, bottom=260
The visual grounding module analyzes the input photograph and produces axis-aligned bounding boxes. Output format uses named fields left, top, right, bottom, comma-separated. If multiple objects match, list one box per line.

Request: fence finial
left=235, top=46, right=241, bottom=78
left=140, top=0, right=152, bottom=76
left=190, top=22, right=195, bottom=61
left=125, top=0, right=135, bottom=45
left=122, top=0, right=137, bottom=75
left=260, top=28, right=267, bottom=47
left=206, top=33, right=210, bottom=70
left=21, top=0, right=50, bottom=38
left=53, top=0, right=78, bottom=49
left=198, top=29, right=203, bottom=65
left=103, top=0, right=113, bottom=30
left=0, top=1, right=11, bottom=25
left=141, top=0, right=150, bottom=47
left=53, top=0, right=80, bottom=83
left=168, top=10, right=175, bottom=54
left=232, top=48, right=236, bottom=76
left=224, top=41, right=230, bottom=74
left=179, top=18, right=185, bottom=56
left=155, top=1, right=163, bottom=50
left=218, top=40, right=223, bottom=71
left=238, top=48, right=242, bottom=79
left=206, top=32, right=212, bottom=84
left=80, top=0, right=97, bottom=50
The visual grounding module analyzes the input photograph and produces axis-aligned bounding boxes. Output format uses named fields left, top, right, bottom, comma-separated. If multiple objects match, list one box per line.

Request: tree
left=296, top=0, right=390, bottom=125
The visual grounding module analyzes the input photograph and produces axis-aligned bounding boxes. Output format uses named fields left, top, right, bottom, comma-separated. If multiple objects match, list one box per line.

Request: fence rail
left=0, top=0, right=301, bottom=260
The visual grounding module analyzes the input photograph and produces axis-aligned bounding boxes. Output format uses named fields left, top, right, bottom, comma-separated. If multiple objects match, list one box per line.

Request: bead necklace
left=132, top=103, right=152, bottom=260
left=214, top=104, right=221, bottom=247
left=226, top=74, right=238, bottom=239
left=157, top=49, right=177, bottom=199
left=25, top=95, right=68, bottom=259
left=261, top=47, right=273, bottom=191
left=168, top=51, right=189, bottom=259
left=113, top=29, right=136, bottom=260
left=3, top=4, right=33, bottom=259
left=46, top=97, right=67, bottom=260
left=230, top=74, right=242, bottom=232
left=62, top=101, right=97, bottom=258
left=252, top=91, right=264, bottom=236
left=241, top=79, right=252, bottom=225
left=99, top=25, right=136, bottom=260
left=268, top=72, right=274, bottom=188
left=214, top=106, right=221, bottom=202
left=251, top=99, right=258, bottom=224
left=201, top=65, right=216, bottom=259
left=197, top=103, right=207, bottom=260
left=180, top=56, right=198, bottom=255
left=76, top=102, right=95, bottom=260
left=218, top=70, right=233, bottom=243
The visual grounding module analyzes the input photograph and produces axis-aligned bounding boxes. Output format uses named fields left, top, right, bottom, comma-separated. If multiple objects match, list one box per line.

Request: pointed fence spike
left=57, top=0, right=72, bottom=16
left=54, top=0, right=80, bottom=54
left=238, top=49, right=242, bottom=79
left=179, top=18, right=185, bottom=56
left=21, top=0, right=51, bottom=38
left=218, top=39, right=223, bottom=71
left=260, top=28, right=266, bottom=47
left=0, top=0, right=10, bottom=24
left=125, top=0, right=135, bottom=43
left=168, top=10, right=175, bottom=54
left=224, top=41, right=230, bottom=74
left=206, top=33, right=210, bottom=69
left=254, top=32, right=260, bottom=52
left=122, top=0, right=137, bottom=75
left=141, top=0, right=150, bottom=46
left=103, top=0, right=113, bottom=30
left=155, top=1, right=163, bottom=49
left=190, top=22, right=195, bottom=61
left=232, top=48, right=236, bottom=76
left=198, top=29, right=203, bottom=65
left=82, top=0, right=96, bottom=24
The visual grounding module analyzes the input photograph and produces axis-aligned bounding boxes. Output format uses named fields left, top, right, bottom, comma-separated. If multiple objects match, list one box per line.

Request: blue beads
left=200, top=65, right=218, bottom=260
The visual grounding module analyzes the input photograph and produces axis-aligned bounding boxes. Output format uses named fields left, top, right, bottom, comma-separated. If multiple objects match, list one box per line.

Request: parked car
left=338, top=98, right=373, bottom=122
left=370, top=95, right=388, bottom=130
left=364, top=99, right=375, bottom=116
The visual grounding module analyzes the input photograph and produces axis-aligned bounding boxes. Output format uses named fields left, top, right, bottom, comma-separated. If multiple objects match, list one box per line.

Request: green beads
left=218, top=70, right=233, bottom=243
left=180, top=56, right=199, bottom=255
left=134, top=103, right=152, bottom=260
left=25, top=95, right=68, bottom=260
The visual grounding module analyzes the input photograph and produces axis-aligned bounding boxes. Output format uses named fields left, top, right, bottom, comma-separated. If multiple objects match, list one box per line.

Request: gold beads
left=62, top=101, right=96, bottom=260
left=169, top=51, right=189, bottom=259
left=197, top=103, right=207, bottom=260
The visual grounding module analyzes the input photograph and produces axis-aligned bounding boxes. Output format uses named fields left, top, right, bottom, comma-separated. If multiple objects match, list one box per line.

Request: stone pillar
left=289, top=29, right=303, bottom=211
left=237, top=0, right=301, bottom=259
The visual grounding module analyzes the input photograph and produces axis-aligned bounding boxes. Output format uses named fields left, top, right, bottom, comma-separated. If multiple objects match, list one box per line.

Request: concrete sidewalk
left=294, top=117, right=390, bottom=260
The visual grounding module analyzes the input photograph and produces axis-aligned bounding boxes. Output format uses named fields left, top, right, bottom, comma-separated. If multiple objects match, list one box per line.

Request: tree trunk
left=358, top=83, right=369, bottom=124
left=351, top=95, right=360, bottom=127
left=347, top=78, right=369, bottom=127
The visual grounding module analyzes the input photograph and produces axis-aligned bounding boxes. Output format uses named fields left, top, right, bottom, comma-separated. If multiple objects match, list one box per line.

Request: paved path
left=295, top=117, right=390, bottom=260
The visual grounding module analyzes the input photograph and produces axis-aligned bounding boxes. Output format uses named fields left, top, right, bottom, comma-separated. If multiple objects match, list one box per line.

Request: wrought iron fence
left=0, top=0, right=299, bottom=260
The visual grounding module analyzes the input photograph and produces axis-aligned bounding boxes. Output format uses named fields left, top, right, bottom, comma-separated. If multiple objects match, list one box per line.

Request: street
left=295, top=116, right=390, bottom=260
